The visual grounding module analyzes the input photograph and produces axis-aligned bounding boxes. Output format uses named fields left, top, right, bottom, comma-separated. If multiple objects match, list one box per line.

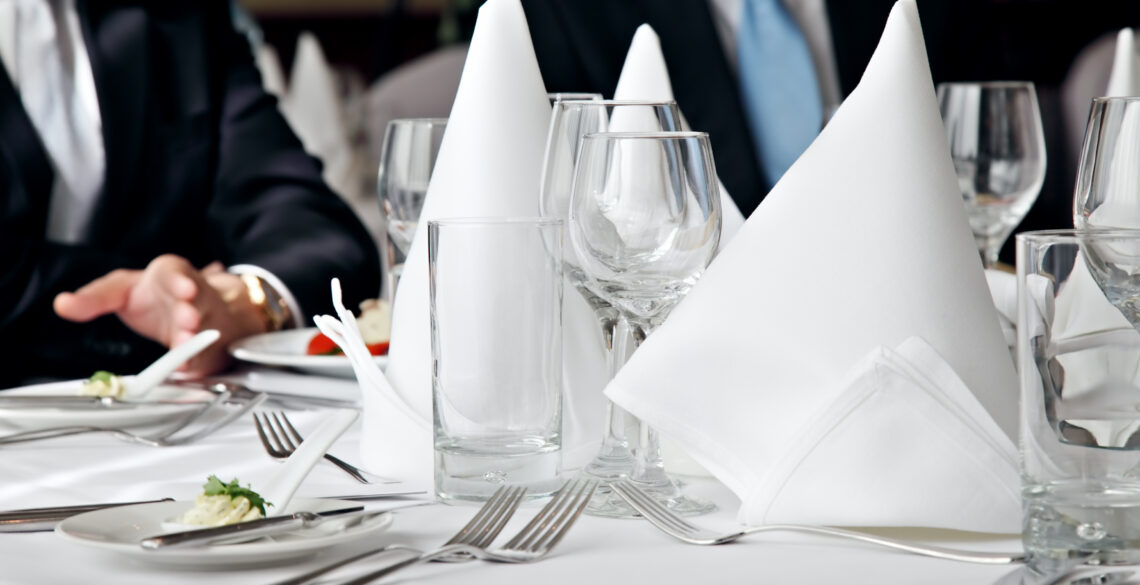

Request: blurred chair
left=364, top=44, right=468, bottom=166
left=1061, top=31, right=1117, bottom=185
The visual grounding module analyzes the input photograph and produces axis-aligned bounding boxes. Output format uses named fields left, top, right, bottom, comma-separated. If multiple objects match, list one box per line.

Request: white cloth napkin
left=255, top=43, right=287, bottom=98
left=366, top=0, right=607, bottom=478
left=605, top=0, right=1020, bottom=532
left=279, top=33, right=358, bottom=203
left=614, top=24, right=746, bottom=245
left=1107, top=28, right=1140, bottom=97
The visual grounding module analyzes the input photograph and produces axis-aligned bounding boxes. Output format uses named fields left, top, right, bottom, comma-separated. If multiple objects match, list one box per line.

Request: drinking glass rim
left=1016, top=228, right=1140, bottom=244
left=580, top=130, right=708, bottom=141
left=552, top=99, right=677, bottom=108
left=1090, top=96, right=1140, bottom=105
left=386, top=117, right=449, bottom=127
left=937, top=80, right=1036, bottom=90
left=427, top=217, right=564, bottom=228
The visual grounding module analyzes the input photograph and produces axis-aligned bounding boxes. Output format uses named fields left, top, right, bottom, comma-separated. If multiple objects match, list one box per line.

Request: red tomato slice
left=366, top=341, right=390, bottom=356
left=306, top=333, right=343, bottom=355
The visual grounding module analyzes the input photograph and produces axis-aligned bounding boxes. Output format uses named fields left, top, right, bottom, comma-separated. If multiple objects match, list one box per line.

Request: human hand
left=53, top=255, right=268, bottom=376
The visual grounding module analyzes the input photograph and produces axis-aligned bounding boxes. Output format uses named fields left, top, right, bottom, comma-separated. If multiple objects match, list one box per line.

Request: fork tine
left=252, top=413, right=277, bottom=455
left=278, top=412, right=307, bottom=445
left=527, top=480, right=597, bottom=552
left=468, top=486, right=527, bottom=548
left=613, top=480, right=698, bottom=534
left=504, top=480, right=596, bottom=552
left=268, top=412, right=298, bottom=452
left=444, top=486, right=522, bottom=546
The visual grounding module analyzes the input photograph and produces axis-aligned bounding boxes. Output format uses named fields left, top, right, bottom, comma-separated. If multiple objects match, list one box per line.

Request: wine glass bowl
left=936, top=81, right=1046, bottom=267
left=377, top=117, right=447, bottom=300
left=1074, top=97, right=1140, bottom=230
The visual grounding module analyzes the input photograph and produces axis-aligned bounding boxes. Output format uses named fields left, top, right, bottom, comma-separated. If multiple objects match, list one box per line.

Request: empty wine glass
left=378, top=117, right=447, bottom=302
left=568, top=131, right=721, bottom=516
left=548, top=92, right=602, bottom=105
left=1072, top=97, right=1140, bottom=329
left=937, top=81, right=1046, bottom=268
left=539, top=100, right=683, bottom=482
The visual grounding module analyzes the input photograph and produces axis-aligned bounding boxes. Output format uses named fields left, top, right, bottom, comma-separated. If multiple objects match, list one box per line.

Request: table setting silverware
left=611, top=479, right=1024, bottom=564
left=0, top=499, right=175, bottom=532
left=0, top=383, right=267, bottom=446
left=139, top=505, right=368, bottom=549
left=254, top=411, right=391, bottom=485
left=270, top=484, right=527, bottom=585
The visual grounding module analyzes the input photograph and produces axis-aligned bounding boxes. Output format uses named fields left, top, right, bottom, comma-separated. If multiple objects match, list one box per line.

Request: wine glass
left=568, top=131, right=721, bottom=516
left=548, top=92, right=602, bottom=105
left=377, top=117, right=447, bottom=302
left=937, top=81, right=1046, bottom=268
left=539, top=100, right=683, bottom=482
left=1072, top=97, right=1140, bottom=329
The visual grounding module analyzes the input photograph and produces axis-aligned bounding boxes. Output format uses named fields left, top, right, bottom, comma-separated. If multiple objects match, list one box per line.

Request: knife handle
left=0, top=498, right=174, bottom=533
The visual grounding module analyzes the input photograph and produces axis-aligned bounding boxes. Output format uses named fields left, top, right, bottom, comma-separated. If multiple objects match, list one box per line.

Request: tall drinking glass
left=1074, top=97, right=1140, bottom=231
left=539, top=100, right=683, bottom=482
left=1018, top=229, right=1140, bottom=571
left=569, top=131, right=721, bottom=516
left=937, top=82, right=1046, bottom=268
left=378, top=117, right=447, bottom=301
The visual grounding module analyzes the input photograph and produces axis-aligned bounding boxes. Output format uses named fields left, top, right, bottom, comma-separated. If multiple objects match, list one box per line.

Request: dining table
left=0, top=366, right=1030, bottom=585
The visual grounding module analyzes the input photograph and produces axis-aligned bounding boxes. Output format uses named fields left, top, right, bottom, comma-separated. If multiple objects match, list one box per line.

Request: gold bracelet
left=240, top=273, right=293, bottom=332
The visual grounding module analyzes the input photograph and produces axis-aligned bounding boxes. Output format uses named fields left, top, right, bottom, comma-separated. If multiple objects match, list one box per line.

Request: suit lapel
left=0, top=65, right=54, bottom=234
left=76, top=0, right=149, bottom=246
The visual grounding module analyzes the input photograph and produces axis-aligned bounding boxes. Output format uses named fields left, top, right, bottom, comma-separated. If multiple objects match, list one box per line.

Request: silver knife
left=0, top=396, right=201, bottom=409
left=0, top=498, right=174, bottom=532
left=138, top=505, right=366, bottom=549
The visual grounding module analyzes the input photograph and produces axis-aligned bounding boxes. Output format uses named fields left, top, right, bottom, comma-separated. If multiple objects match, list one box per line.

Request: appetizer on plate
left=80, top=371, right=125, bottom=398
left=179, top=476, right=271, bottom=527
left=307, top=299, right=391, bottom=357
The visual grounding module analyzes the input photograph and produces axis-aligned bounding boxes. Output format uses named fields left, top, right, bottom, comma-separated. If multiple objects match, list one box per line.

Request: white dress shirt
left=707, top=0, right=842, bottom=111
left=0, top=0, right=105, bottom=244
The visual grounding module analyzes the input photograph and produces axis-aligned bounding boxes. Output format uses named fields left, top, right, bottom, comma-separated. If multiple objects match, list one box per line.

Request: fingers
left=53, top=269, right=140, bottom=322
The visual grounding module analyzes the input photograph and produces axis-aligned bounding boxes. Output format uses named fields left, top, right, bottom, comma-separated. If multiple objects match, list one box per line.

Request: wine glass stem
left=622, top=327, right=670, bottom=487
left=584, top=315, right=637, bottom=479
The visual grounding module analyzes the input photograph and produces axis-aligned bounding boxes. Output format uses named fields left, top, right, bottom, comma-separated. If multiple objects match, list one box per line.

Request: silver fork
left=253, top=411, right=378, bottom=484
left=0, top=383, right=266, bottom=447
left=336, top=479, right=599, bottom=585
left=269, top=485, right=527, bottom=585
left=611, top=479, right=1025, bottom=565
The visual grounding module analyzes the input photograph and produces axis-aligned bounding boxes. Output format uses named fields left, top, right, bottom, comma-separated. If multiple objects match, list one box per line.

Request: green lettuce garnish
left=202, top=475, right=271, bottom=515
left=87, top=371, right=117, bottom=384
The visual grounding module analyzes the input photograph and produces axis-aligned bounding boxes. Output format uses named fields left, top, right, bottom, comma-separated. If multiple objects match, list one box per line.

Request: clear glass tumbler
left=1018, top=228, right=1140, bottom=571
left=429, top=218, right=565, bottom=503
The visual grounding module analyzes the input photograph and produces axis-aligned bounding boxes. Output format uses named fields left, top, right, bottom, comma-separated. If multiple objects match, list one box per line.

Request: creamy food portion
left=80, top=371, right=125, bottom=398
left=179, top=494, right=264, bottom=526
left=177, top=476, right=270, bottom=527
left=356, top=299, right=392, bottom=345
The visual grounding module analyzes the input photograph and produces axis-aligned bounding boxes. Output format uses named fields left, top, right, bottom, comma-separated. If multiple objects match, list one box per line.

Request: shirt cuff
left=227, top=264, right=305, bottom=330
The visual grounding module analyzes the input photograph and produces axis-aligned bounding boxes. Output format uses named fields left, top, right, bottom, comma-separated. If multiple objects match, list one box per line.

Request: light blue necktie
left=737, top=0, right=823, bottom=186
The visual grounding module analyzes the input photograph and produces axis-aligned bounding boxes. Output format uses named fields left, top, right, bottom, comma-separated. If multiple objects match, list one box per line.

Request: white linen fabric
left=605, top=0, right=1020, bottom=531
left=1, top=0, right=105, bottom=244
left=1107, top=28, right=1140, bottom=97
left=613, top=24, right=746, bottom=245
left=359, top=0, right=607, bottom=477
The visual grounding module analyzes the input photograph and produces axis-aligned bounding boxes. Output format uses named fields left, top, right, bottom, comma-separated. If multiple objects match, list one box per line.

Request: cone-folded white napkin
left=1107, top=29, right=1140, bottom=97
left=280, top=33, right=357, bottom=203
left=614, top=24, right=746, bottom=245
left=375, top=0, right=607, bottom=477
left=606, top=0, right=1019, bottom=531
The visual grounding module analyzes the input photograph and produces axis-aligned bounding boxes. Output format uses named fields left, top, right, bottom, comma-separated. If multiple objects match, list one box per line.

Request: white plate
left=56, top=498, right=393, bottom=568
left=229, top=328, right=387, bottom=378
left=0, top=378, right=212, bottom=430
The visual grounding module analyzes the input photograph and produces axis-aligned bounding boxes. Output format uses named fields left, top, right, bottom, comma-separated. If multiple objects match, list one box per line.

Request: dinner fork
left=611, top=479, right=1026, bottom=565
left=269, top=485, right=527, bottom=585
left=0, top=384, right=266, bottom=447
left=335, top=479, right=598, bottom=585
left=254, top=411, right=378, bottom=484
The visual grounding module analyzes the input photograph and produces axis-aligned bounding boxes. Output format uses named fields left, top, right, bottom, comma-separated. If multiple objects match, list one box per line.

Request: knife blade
left=0, top=498, right=175, bottom=532
left=0, top=396, right=203, bottom=409
left=138, top=505, right=367, bottom=550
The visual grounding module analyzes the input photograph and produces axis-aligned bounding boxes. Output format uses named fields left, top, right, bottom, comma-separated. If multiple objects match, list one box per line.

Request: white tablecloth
left=0, top=369, right=1024, bottom=585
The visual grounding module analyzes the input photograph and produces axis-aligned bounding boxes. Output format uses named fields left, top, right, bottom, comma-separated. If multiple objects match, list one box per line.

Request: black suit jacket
left=0, top=1, right=380, bottom=385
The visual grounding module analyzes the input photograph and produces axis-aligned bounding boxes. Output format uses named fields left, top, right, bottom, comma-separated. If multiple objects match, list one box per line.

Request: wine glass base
left=582, top=476, right=716, bottom=518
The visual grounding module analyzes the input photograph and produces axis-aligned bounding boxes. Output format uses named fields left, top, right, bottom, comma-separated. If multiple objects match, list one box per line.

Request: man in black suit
left=0, top=1, right=380, bottom=386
